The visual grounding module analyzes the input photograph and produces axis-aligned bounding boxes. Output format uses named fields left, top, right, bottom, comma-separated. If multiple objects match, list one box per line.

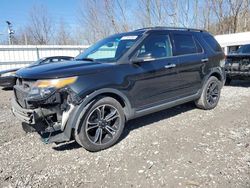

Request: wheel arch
left=203, top=68, right=225, bottom=86
left=81, top=88, right=133, bottom=119
left=63, top=88, right=134, bottom=140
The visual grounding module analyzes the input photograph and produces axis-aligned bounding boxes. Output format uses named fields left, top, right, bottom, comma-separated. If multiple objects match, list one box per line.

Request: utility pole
left=6, top=21, right=14, bottom=45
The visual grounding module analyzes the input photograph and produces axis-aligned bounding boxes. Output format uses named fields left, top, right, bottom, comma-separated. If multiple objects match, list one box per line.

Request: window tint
left=195, top=39, right=203, bottom=53
left=203, top=34, right=222, bottom=52
left=173, top=34, right=199, bottom=55
left=137, top=34, right=172, bottom=59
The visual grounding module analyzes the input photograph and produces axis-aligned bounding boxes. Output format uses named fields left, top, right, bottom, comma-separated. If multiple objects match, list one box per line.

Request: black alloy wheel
left=75, top=97, right=125, bottom=152
left=86, top=104, right=121, bottom=145
left=206, top=81, right=219, bottom=106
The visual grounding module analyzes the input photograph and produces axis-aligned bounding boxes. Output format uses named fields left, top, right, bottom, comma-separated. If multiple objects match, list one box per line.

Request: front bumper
left=0, top=76, right=16, bottom=88
left=11, top=97, right=77, bottom=144
left=11, top=98, right=41, bottom=124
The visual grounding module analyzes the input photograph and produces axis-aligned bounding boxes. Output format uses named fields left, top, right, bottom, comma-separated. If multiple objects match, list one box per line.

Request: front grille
left=14, top=87, right=29, bottom=108
left=14, top=78, right=36, bottom=108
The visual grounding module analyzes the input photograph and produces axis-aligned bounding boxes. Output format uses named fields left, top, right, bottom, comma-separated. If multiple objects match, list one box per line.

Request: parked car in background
left=12, top=27, right=225, bottom=151
left=0, top=56, right=73, bottom=88
left=225, top=44, right=250, bottom=84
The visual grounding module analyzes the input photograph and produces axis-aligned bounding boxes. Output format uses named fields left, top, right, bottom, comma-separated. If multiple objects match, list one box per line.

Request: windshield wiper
left=74, top=57, right=95, bottom=62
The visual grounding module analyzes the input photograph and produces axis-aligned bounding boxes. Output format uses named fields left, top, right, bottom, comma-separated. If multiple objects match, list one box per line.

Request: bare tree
left=209, top=0, right=250, bottom=34
left=27, top=5, right=53, bottom=44
left=55, top=19, right=74, bottom=45
left=78, top=0, right=112, bottom=43
left=135, top=0, right=172, bottom=27
left=228, top=0, right=248, bottom=33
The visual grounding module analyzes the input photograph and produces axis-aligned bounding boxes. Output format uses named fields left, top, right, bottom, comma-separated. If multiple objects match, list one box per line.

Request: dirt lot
left=0, top=81, right=250, bottom=188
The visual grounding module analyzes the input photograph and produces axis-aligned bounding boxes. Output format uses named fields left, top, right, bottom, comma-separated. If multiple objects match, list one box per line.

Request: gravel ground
left=0, top=81, right=250, bottom=188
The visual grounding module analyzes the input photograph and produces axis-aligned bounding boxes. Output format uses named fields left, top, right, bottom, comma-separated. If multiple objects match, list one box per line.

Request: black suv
left=12, top=27, right=225, bottom=151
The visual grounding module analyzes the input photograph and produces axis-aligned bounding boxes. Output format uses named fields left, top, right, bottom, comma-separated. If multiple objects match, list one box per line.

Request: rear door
left=171, top=32, right=207, bottom=96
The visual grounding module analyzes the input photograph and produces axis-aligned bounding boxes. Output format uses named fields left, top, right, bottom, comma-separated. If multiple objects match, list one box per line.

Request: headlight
left=27, top=76, right=78, bottom=101
left=1, top=71, right=16, bottom=77
left=34, top=76, right=78, bottom=89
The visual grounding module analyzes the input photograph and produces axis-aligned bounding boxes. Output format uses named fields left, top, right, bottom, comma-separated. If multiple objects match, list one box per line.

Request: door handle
left=164, top=64, right=176, bottom=69
left=201, top=58, right=209, bottom=62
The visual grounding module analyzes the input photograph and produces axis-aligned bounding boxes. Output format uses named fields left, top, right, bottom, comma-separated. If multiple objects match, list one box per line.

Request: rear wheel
left=195, top=76, right=222, bottom=110
left=75, top=97, right=125, bottom=152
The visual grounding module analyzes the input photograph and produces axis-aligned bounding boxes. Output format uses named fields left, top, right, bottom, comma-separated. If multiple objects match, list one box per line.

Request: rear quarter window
left=203, top=34, right=222, bottom=52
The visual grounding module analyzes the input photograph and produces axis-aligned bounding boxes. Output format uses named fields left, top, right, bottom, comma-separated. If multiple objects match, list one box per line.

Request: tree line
left=4, top=0, right=250, bottom=45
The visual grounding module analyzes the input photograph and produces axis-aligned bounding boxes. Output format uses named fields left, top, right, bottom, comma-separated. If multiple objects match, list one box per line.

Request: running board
left=134, top=93, right=200, bottom=118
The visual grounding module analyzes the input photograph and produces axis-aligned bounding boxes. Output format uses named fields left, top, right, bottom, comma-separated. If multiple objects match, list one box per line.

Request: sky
left=0, top=0, right=80, bottom=40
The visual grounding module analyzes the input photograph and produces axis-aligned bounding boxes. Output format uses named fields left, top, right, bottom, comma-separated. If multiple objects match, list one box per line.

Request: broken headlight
left=27, top=76, right=78, bottom=101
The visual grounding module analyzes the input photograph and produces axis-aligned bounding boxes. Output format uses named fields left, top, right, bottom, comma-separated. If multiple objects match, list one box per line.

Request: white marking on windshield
left=120, top=36, right=138, bottom=40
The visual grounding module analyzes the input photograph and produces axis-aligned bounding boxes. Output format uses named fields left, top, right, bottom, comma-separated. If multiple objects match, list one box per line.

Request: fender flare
left=197, top=68, right=225, bottom=98
left=63, top=88, right=134, bottom=139
left=202, top=68, right=225, bottom=87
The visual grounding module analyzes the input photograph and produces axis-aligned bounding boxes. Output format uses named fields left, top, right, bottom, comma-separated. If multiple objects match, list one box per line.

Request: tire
left=75, top=97, right=125, bottom=152
left=195, top=76, right=222, bottom=110
left=225, top=77, right=232, bottom=85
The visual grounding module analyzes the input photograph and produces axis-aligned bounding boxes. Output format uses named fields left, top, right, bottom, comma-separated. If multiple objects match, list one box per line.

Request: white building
left=215, top=32, right=250, bottom=55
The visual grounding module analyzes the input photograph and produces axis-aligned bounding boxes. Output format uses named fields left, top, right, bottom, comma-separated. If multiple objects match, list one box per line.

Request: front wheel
left=75, top=97, right=125, bottom=152
left=195, top=76, right=222, bottom=110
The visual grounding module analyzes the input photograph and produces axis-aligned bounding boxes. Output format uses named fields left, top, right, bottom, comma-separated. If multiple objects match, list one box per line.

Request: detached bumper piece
left=11, top=98, right=72, bottom=144
left=11, top=98, right=38, bottom=124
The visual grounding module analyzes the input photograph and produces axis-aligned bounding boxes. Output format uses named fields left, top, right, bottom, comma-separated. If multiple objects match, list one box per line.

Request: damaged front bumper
left=11, top=83, right=85, bottom=144
left=11, top=98, right=52, bottom=125
left=12, top=97, right=75, bottom=143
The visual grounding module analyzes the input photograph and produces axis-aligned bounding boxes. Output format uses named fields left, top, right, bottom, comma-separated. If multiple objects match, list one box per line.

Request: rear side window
left=173, top=34, right=202, bottom=55
left=203, top=34, right=222, bottom=52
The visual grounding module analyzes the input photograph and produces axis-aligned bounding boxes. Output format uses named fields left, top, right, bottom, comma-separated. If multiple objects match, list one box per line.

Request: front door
left=128, top=32, right=183, bottom=110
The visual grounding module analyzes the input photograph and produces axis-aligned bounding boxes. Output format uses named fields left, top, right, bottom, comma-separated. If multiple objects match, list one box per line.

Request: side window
left=173, top=34, right=200, bottom=55
left=137, top=34, right=172, bottom=59
left=203, top=34, right=222, bottom=52
left=195, top=39, right=203, bottom=53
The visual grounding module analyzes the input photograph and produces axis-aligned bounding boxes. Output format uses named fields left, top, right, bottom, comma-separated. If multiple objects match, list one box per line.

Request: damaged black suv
left=12, top=27, right=225, bottom=151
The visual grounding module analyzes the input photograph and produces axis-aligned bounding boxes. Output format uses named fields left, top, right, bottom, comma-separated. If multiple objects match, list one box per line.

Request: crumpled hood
left=16, top=60, right=115, bottom=79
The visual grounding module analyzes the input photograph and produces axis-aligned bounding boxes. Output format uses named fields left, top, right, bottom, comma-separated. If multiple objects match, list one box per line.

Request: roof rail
left=134, top=27, right=206, bottom=32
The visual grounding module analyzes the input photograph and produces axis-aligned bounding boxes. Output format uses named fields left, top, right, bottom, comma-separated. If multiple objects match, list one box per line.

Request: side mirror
left=131, top=56, right=155, bottom=64
left=131, top=52, right=155, bottom=64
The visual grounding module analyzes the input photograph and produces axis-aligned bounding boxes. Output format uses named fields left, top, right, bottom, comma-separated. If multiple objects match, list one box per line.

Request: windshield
left=236, top=44, right=250, bottom=54
left=29, top=58, right=46, bottom=66
left=75, top=34, right=141, bottom=63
